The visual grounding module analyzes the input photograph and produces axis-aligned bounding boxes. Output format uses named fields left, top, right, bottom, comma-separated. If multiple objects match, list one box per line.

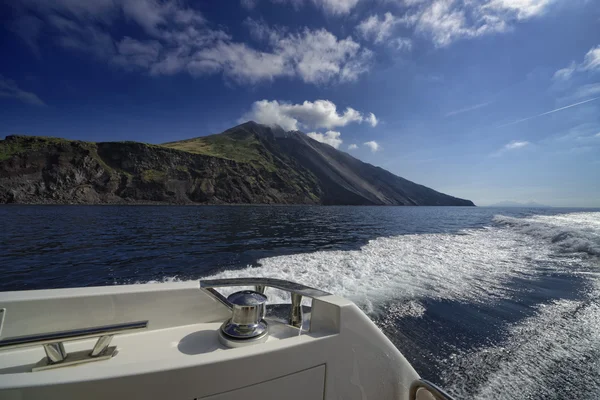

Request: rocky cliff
left=0, top=123, right=475, bottom=206
left=0, top=135, right=320, bottom=204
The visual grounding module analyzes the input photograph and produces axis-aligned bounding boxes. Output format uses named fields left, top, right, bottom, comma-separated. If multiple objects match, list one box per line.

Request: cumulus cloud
left=554, top=45, right=600, bottom=80
left=0, top=75, right=45, bottom=106
left=271, top=28, right=372, bottom=84
left=363, top=141, right=380, bottom=152
left=348, top=144, right=359, bottom=150
left=8, top=0, right=371, bottom=85
left=236, top=18, right=372, bottom=84
left=241, top=99, right=377, bottom=131
left=307, top=131, right=343, bottom=148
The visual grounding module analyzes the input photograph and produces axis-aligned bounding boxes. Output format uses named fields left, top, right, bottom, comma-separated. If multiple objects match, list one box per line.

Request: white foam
left=494, top=212, right=600, bottom=256
left=141, top=212, right=600, bottom=321
left=435, top=212, right=600, bottom=398
left=202, top=225, right=561, bottom=314
left=443, top=286, right=600, bottom=399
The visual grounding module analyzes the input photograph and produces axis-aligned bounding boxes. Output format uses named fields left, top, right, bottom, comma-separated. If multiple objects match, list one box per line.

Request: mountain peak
left=161, top=123, right=475, bottom=206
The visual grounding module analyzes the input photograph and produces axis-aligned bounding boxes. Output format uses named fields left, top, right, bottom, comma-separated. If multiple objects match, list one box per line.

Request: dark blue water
left=0, top=205, right=582, bottom=290
left=2, top=205, right=599, bottom=399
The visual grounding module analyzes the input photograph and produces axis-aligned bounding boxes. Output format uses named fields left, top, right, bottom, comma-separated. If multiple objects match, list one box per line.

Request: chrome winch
left=218, top=290, right=269, bottom=348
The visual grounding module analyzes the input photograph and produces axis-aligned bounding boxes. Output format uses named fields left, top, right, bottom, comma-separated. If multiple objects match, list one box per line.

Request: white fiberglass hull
left=0, top=278, right=439, bottom=399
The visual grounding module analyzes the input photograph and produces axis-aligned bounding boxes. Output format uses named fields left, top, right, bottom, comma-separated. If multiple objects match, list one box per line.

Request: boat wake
left=443, top=289, right=600, bottom=399
left=494, top=212, right=600, bottom=257
left=203, top=212, right=599, bottom=313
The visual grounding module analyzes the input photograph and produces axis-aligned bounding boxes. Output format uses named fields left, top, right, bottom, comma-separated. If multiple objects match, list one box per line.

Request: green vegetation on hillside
left=162, top=129, right=277, bottom=171
left=0, top=136, right=79, bottom=161
left=141, top=169, right=167, bottom=182
left=0, top=135, right=120, bottom=175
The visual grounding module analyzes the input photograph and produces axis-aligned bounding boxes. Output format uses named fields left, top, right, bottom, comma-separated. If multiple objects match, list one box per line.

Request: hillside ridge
left=0, top=123, right=474, bottom=206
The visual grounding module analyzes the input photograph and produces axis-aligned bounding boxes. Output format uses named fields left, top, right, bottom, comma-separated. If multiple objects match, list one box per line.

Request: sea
left=1, top=205, right=599, bottom=399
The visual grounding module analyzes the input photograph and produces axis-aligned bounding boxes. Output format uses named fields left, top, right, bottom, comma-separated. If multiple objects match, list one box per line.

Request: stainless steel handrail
left=200, top=278, right=331, bottom=298
left=0, top=320, right=148, bottom=367
left=409, top=379, right=456, bottom=400
left=200, top=278, right=331, bottom=328
left=0, top=320, right=148, bottom=350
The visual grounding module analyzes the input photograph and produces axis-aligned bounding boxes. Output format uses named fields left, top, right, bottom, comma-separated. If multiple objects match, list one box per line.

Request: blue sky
left=1, top=0, right=599, bottom=207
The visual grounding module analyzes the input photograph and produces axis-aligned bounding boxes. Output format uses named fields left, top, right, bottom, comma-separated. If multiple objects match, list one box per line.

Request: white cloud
left=9, top=0, right=370, bottom=85
left=504, top=140, right=529, bottom=150
left=348, top=144, right=358, bottom=150
left=415, top=0, right=503, bottom=47
left=553, top=62, right=577, bottom=81
left=582, top=46, right=600, bottom=72
left=367, top=112, right=379, bottom=127
left=249, top=0, right=359, bottom=15
left=363, top=141, right=380, bottom=152
left=391, top=37, right=413, bottom=51
left=357, top=13, right=401, bottom=44
left=181, top=24, right=372, bottom=84
left=571, top=83, right=600, bottom=101
left=0, top=75, right=45, bottom=106
left=244, top=18, right=279, bottom=42
left=491, top=139, right=530, bottom=156
left=554, top=45, right=600, bottom=80
left=241, top=99, right=376, bottom=130
left=356, top=13, right=413, bottom=51
left=318, top=0, right=360, bottom=14
left=404, top=0, right=552, bottom=47
left=241, top=100, right=301, bottom=130
left=483, top=0, right=550, bottom=20
left=189, top=42, right=291, bottom=83
left=595, top=132, right=600, bottom=138
left=273, top=28, right=371, bottom=84
left=307, top=131, right=343, bottom=148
